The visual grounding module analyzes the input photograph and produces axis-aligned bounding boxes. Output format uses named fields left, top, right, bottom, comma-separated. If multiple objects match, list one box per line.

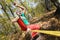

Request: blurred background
left=0, top=0, right=57, bottom=40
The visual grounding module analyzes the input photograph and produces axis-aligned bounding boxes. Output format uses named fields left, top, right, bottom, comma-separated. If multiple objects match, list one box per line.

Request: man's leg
left=32, top=34, right=39, bottom=40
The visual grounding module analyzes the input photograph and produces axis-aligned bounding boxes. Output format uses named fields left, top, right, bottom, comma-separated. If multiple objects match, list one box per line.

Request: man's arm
left=14, top=2, right=26, bottom=13
left=11, top=16, right=19, bottom=23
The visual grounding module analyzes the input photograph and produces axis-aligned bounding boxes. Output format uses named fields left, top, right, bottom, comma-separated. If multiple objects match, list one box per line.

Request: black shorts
left=32, top=34, right=39, bottom=40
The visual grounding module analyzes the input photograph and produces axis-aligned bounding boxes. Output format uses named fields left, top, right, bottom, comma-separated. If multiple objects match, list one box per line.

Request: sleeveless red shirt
left=17, top=18, right=27, bottom=31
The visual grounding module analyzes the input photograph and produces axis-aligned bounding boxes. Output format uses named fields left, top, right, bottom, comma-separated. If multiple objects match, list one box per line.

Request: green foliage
left=0, top=15, right=22, bottom=40
left=5, top=0, right=11, bottom=4
left=0, top=17, right=13, bottom=35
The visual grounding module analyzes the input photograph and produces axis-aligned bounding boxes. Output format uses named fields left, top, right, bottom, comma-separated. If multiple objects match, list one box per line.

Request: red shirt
left=17, top=18, right=27, bottom=31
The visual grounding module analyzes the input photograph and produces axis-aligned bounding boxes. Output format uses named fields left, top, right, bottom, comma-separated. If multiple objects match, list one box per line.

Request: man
left=14, top=2, right=30, bottom=25
left=12, top=2, right=53, bottom=40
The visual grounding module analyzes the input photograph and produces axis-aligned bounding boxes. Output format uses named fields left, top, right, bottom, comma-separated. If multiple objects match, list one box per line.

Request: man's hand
left=14, top=2, right=18, bottom=7
left=11, top=17, right=19, bottom=23
left=27, top=28, right=31, bottom=33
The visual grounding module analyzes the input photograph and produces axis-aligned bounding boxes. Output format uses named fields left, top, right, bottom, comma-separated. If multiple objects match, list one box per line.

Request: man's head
left=16, top=9, right=22, bottom=16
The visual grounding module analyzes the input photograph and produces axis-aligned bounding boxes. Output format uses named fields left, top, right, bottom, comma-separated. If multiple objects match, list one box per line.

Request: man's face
left=16, top=11, right=21, bottom=16
left=16, top=8, right=22, bottom=15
